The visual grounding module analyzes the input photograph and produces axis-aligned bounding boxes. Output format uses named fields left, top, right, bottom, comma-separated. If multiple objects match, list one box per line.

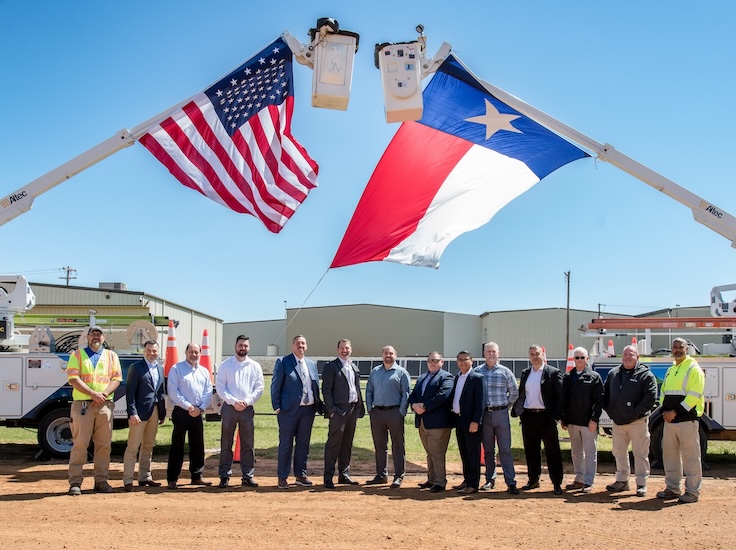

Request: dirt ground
left=0, top=454, right=733, bottom=549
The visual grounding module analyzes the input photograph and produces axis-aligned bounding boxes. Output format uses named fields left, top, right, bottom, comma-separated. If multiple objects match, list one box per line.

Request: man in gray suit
left=322, top=339, right=365, bottom=489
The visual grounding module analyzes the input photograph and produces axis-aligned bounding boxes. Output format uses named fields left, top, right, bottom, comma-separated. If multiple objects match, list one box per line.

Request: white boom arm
left=453, top=59, right=736, bottom=248
left=0, top=88, right=193, bottom=227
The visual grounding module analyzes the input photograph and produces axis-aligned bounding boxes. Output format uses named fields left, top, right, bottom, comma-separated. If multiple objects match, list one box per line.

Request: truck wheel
left=650, top=421, right=708, bottom=468
left=37, top=408, right=73, bottom=458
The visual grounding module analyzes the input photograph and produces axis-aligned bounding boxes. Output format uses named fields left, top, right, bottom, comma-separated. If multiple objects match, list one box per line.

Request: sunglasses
left=574, top=356, right=587, bottom=360
left=428, top=359, right=441, bottom=363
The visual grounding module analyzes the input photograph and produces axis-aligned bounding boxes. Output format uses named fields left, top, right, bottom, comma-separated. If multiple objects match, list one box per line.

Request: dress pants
left=219, top=403, right=256, bottom=480
left=123, top=407, right=160, bottom=485
left=277, top=405, right=316, bottom=479
left=167, top=406, right=205, bottom=482
left=663, top=419, right=702, bottom=496
left=418, top=420, right=451, bottom=487
left=520, top=410, right=563, bottom=485
left=68, top=400, right=114, bottom=486
left=568, top=423, right=598, bottom=486
left=324, top=405, right=359, bottom=481
left=482, top=408, right=516, bottom=486
left=455, top=422, right=482, bottom=489
left=611, top=416, right=650, bottom=486
left=369, top=407, right=406, bottom=479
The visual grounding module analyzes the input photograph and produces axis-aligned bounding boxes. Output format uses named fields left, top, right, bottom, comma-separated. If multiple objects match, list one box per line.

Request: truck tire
left=37, top=408, right=73, bottom=458
left=649, top=421, right=708, bottom=468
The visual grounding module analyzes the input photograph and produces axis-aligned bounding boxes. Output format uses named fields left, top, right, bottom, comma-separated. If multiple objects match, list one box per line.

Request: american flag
left=139, top=37, right=318, bottom=233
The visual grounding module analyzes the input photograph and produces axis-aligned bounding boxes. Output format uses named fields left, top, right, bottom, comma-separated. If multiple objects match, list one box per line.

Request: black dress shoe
left=365, top=476, right=388, bottom=485
left=521, top=480, right=540, bottom=490
left=553, top=485, right=563, bottom=495
left=429, top=485, right=445, bottom=493
left=507, top=484, right=520, bottom=495
left=123, top=483, right=133, bottom=492
left=218, top=478, right=229, bottom=488
left=338, top=476, right=360, bottom=485
left=417, top=481, right=433, bottom=489
left=167, top=481, right=178, bottom=490
left=324, top=480, right=336, bottom=489
left=241, top=478, right=259, bottom=488
left=138, top=480, right=162, bottom=487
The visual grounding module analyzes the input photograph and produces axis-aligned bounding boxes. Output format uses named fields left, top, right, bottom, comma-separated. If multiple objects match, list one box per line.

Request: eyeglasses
left=574, top=356, right=587, bottom=360
left=428, top=359, right=441, bottom=363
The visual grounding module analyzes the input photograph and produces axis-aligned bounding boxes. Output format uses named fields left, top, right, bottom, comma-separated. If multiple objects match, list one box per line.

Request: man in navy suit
left=409, top=351, right=454, bottom=492
left=271, top=335, right=323, bottom=489
left=451, top=351, right=485, bottom=494
left=322, top=339, right=365, bottom=489
left=122, top=340, right=166, bottom=491
left=511, top=344, right=564, bottom=495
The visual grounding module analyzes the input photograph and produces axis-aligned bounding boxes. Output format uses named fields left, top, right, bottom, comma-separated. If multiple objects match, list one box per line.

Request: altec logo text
left=1, top=190, right=27, bottom=208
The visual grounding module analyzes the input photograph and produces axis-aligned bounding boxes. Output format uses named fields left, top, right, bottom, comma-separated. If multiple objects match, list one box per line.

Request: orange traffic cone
left=164, top=320, right=179, bottom=377
left=607, top=339, right=615, bottom=357
left=201, top=329, right=213, bottom=382
left=233, top=434, right=241, bottom=463
left=565, top=344, right=574, bottom=372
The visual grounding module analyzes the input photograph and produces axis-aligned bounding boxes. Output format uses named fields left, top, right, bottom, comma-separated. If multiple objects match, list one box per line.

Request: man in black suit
left=122, top=340, right=166, bottom=491
left=409, top=351, right=454, bottom=492
left=450, top=351, right=485, bottom=495
left=512, top=344, right=564, bottom=495
left=322, top=339, right=365, bottom=489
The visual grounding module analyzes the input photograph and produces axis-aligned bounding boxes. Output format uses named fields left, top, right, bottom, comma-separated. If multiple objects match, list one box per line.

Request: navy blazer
left=321, top=358, right=365, bottom=419
left=408, top=369, right=454, bottom=429
left=126, top=359, right=165, bottom=421
left=271, top=353, right=323, bottom=416
left=450, top=370, right=485, bottom=431
left=512, top=364, right=563, bottom=421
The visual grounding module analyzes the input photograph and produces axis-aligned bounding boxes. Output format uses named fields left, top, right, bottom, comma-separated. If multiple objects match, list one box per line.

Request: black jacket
left=512, top=363, right=563, bottom=421
left=602, top=362, right=658, bottom=426
left=561, top=367, right=604, bottom=426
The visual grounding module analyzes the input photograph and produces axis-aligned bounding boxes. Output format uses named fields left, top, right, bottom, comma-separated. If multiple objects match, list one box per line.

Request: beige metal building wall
left=222, top=319, right=286, bottom=357
left=283, top=304, right=449, bottom=357
left=481, top=308, right=630, bottom=358
left=442, top=312, right=482, bottom=358
left=144, top=295, right=223, bottom=367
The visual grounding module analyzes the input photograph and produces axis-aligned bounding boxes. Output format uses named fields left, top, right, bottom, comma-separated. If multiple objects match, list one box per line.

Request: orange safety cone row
left=164, top=320, right=179, bottom=377
left=200, top=329, right=214, bottom=382
left=565, top=344, right=574, bottom=372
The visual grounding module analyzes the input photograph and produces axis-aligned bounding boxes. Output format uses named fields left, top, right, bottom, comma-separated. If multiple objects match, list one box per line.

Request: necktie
left=297, top=360, right=309, bottom=405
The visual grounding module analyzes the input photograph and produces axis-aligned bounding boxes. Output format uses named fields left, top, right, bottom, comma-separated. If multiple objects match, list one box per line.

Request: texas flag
left=330, top=55, right=589, bottom=269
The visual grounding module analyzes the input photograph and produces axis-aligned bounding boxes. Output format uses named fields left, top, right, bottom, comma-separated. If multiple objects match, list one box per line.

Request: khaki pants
left=663, top=420, right=702, bottom=496
left=68, top=400, right=114, bottom=486
left=122, top=407, right=160, bottom=485
left=418, top=422, right=452, bottom=487
left=611, top=416, right=650, bottom=487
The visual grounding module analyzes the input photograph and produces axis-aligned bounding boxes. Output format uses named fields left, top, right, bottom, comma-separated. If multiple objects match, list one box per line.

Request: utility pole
left=564, top=271, right=571, bottom=356
left=59, top=266, right=77, bottom=286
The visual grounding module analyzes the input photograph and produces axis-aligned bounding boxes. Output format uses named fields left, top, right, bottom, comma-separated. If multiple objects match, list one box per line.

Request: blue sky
left=2, top=1, right=735, bottom=323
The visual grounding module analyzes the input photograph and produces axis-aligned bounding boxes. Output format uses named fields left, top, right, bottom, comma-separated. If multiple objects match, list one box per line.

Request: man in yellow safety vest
left=66, top=326, right=123, bottom=495
left=656, top=337, right=705, bottom=504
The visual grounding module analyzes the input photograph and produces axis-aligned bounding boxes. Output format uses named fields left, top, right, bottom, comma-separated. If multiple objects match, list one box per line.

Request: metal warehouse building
left=8, top=280, right=223, bottom=366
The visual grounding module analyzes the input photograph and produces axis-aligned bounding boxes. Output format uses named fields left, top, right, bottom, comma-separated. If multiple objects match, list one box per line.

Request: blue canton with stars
left=205, top=37, right=293, bottom=138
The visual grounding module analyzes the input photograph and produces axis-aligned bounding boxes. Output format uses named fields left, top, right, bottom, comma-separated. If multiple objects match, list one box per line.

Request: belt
left=373, top=405, right=398, bottom=410
left=486, top=405, right=508, bottom=411
left=525, top=408, right=546, bottom=413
